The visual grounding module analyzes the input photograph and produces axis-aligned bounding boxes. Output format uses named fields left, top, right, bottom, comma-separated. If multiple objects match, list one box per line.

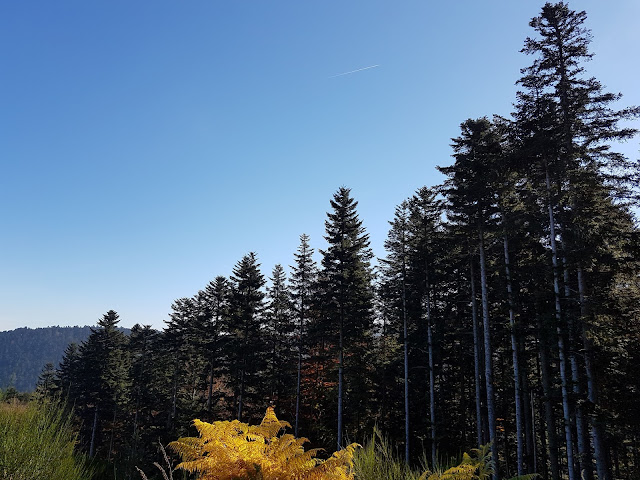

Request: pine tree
left=440, top=118, right=502, bottom=480
left=54, top=342, right=81, bottom=399
left=227, top=252, right=267, bottom=422
left=407, top=186, right=447, bottom=467
left=517, top=4, right=639, bottom=479
left=35, top=362, right=56, bottom=399
left=203, top=275, right=231, bottom=417
left=380, top=201, right=412, bottom=463
left=75, top=310, right=131, bottom=459
left=290, top=233, right=318, bottom=437
left=319, top=187, right=375, bottom=450
left=264, top=264, right=296, bottom=416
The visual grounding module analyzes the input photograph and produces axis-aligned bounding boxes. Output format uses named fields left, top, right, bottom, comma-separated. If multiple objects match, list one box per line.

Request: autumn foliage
left=168, top=407, right=359, bottom=480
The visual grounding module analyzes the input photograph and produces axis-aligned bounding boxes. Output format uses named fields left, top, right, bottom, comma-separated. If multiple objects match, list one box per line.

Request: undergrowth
left=0, top=395, right=93, bottom=480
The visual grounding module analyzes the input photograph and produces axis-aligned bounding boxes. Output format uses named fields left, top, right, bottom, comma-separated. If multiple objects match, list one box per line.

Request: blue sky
left=1, top=1, right=639, bottom=331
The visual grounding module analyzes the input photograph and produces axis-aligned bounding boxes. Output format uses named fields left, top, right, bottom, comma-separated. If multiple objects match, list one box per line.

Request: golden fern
left=168, top=407, right=358, bottom=480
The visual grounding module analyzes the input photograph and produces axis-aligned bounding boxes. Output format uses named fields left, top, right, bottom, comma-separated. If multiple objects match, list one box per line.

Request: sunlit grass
left=0, top=393, right=93, bottom=480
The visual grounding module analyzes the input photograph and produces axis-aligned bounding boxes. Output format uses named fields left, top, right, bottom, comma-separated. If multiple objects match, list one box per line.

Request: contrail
left=330, top=64, right=380, bottom=78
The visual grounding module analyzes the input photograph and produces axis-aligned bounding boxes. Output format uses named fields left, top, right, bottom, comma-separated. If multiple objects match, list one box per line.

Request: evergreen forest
left=27, top=3, right=640, bottom=480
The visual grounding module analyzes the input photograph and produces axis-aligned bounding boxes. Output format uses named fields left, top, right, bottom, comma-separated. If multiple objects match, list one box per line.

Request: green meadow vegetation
left=0, top=391, right=93, bottom=480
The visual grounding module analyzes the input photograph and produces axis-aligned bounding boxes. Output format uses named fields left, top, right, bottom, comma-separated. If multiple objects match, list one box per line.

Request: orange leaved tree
left=168, top=407, right=358, bottom=480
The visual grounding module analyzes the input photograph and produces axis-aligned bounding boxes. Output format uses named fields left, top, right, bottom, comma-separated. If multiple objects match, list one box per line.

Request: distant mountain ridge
left=0, top=325, right=121, bottom=392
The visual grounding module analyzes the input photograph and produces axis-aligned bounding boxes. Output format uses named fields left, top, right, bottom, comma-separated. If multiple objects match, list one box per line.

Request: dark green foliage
left=264, top=264, right=296, bottom=419
left=318, top=186, right=376, bottom=448
left=227, top=252, right=267, bottom=423
left=0, top=326, right=94, bottom=391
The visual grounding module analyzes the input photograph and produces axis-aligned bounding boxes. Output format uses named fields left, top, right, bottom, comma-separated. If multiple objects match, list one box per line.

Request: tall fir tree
left=289, top=233, right=318, bottom=437
left=264, top=264, right=296, bottom=417
left=440, top=118, right=502, bottom=480
left=227, top=252, right=267, bottom=423
left=319, top=187, right=375, bottom=450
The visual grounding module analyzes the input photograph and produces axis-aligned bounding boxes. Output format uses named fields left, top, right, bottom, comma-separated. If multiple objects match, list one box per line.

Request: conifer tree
left=380, top=201, right=412, bottom=463
left=227, top=252, right=267, bottom=422
left=128, top=323, right=158, bottom=462
left=440, top=118, right=502, bottom=480
left=407, top=186, right=446, bottom=467
left=319, top=187, right=375, bottom=450
left=163, top=296, right=208, bottom=432
left=54, top=342, right=81, bottom=399
left=517, top=4, right=639, bottom=479
left=75, top=310, right=131, bottom=459
left=203, top=275, right=231, bottom=416
left=264, top=264, right=295, bottom=415
left=290, top=233, right=318, bottom=437
left=35, top=362, right=56, bottom=399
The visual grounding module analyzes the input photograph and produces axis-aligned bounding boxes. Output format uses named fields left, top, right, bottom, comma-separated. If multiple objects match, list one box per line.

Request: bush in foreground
left=0, top=396, right=92, bottom=480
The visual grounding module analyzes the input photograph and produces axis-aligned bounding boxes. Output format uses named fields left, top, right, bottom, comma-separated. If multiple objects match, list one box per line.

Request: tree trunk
left=295, top=303, right=303, bottom=437
left=563, top=257, right=593, bottom=480
left=546, top=166, right=576, bottom=480
left=470, top=256, right=485, bottom=447
left=478, top=224, right=499, bottom=480
left=108, top=406, right=116, bottom=462
left=402, top=249, right=410, bottom=464
left=238, top=360, right=245, bottom=421
left=424, top=263, right=437, bottom=468
left=90, top=405, right=98, bottom=458
left=523, top=367, right=535, bottom=471
left=503, top=233, right=524, bottom=476
left=337, top=305, right=344, bottom=450
left=207, top=358, right=215, bottom=415
left=537, top=315, right=561, bottom=480
left=577, top=265, right=611, bottom=480
left=530, top=391, right=538, bottom=474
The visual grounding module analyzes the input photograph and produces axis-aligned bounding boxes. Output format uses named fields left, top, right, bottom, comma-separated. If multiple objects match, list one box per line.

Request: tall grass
left=0, top=395, right=93, bottom=480
left=352, top=431, right=538, bottom=480
left=352, top=428, right=424, bottom=480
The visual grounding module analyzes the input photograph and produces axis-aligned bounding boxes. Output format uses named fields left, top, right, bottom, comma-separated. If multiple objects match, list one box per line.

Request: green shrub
left=0, top=396, right=93, bottom=480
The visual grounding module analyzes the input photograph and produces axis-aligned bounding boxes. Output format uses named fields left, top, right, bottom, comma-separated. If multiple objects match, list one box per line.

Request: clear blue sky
left=1, top=1, right=638, bottom=331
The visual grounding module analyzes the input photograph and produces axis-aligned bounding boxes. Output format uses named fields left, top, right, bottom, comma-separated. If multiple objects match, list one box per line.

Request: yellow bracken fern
left=169, top=407, right=358, bottom=480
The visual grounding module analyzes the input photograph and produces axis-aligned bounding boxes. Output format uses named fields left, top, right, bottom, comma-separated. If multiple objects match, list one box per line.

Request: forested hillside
left=37, top=4, right=639, bottom=480
left=0, top=326, right=93, bottom=391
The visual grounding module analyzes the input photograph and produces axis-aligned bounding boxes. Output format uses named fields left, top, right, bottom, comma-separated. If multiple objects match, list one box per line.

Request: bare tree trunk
left=503, top=233, right=524, bottom=476
left=537, top=314, right=561, bottom=480
left=563, top=257, right=593, bottom=480
left=577, top=265, right=611, bottom=480
left=402, top=249, right=410, bottom=464
left=295, top=309, right=303, bottom=437
left=530, top=391, right=538, bottom=474
left=337, top=306, right=344, bottom=450
left=478, top=225, right=499, bottom=480
left=90, top=405, right=98, bottom=458
left=207, top=358, right=215, bottom=415
left=470, top=256, right=484, bottom=447
left=545, top=166, right=576, bottom=480
left=170, top=358, right=178, bottom=428
left=523, top=367, right=535, bottom=470
left=237, top=363, right=245, bottom=421
left=423, top=263, right=437, bottom=468
left=108, top=407, right=116, bottom=462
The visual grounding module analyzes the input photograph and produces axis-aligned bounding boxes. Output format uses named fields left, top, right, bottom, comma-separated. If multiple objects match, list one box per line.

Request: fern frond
left=169, top=407, right=357, bottom=480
